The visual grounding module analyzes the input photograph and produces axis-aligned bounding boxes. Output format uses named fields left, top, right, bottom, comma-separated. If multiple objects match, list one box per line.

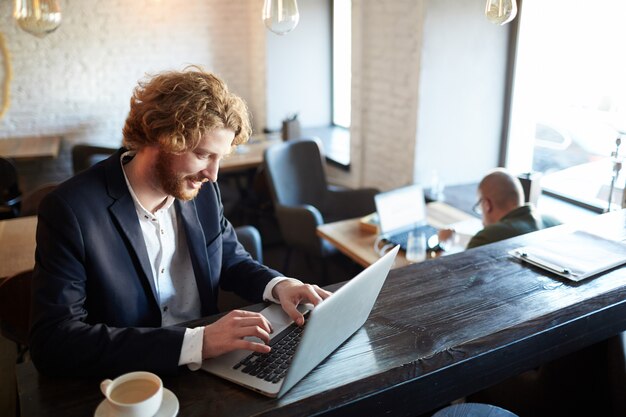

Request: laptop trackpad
left=245, top=304, right=311, bottom=343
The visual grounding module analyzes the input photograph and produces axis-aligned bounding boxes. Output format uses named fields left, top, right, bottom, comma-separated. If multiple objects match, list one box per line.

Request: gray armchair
left=234, top=225, right=263, bottom=264
left=217, top=225, right=264, bottom=311
left=263, top=138, right=378, bottom=276
left=0, top=157, right=22, bottom=219
left=71, top=144, right=117, bottom=174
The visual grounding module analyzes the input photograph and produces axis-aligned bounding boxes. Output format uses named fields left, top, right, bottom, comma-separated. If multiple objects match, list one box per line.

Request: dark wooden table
left=219, top=134, right=280, bottom=174
left=316, top=202, right=480, bottom=269
left=16, top=210, right=626, bottom=417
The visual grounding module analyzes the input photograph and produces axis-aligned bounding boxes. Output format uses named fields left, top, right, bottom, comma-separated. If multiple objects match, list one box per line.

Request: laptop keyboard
left=233, top=318, right=307, bottom=384
left=386, top=224, right=438, bottom=250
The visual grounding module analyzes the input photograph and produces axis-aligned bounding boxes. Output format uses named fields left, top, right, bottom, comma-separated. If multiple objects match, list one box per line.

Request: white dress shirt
left=120, top=152, right=291, bottom=370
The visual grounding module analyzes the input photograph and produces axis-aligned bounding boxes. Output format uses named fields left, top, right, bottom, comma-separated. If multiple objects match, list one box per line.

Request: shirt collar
left=120, top=151, right=175, bottom=217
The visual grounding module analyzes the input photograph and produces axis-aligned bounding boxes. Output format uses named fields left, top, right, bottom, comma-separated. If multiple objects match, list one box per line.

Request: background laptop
left=375, top=184, right=437, bottom=250
left=202, top=246, right=399, bottom=398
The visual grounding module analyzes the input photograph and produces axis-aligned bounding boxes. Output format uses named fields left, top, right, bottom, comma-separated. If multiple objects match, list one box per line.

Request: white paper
left=510, top=230, right=626, bottom=281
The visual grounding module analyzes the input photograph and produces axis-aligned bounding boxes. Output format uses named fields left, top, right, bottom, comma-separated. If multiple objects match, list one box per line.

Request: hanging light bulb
left=484, top=0, right=517, bottom=25
left=262, top=0, right=299, bottom=36
left=13, top=0, right=62, bottom=38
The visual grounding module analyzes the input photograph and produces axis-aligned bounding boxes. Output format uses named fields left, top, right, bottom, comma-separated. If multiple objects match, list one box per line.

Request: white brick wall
left=0, top=0, right=265, bottom=191
left=330, top=0, right=504, bottom=192
left=343, top=0, right=424, bottom=191
left=207, top=0, right=266, bottom=131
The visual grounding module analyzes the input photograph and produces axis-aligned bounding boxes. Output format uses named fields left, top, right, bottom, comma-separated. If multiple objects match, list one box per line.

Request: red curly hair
left=122, top=66, right=251, bottom=153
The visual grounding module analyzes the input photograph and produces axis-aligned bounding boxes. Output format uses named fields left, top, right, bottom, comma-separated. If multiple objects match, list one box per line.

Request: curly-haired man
left=30, top=67, right=330, bottom=377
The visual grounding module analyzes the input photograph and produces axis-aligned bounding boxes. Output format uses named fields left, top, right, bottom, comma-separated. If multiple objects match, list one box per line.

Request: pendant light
left=14, top=0, right=62, bottom=38
left=262, top=0, right=299, bottom=36
left=484, top=0, right=517, bottom=25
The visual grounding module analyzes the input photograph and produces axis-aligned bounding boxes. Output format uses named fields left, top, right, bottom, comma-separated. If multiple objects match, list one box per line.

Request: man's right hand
left=202, top=310, right=273, bottom=359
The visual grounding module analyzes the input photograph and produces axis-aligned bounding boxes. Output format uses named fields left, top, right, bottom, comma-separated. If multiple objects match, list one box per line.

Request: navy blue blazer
left=29, top=149, right=280, bottom=377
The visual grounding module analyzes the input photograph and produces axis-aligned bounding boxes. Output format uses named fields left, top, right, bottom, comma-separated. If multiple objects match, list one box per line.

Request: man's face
left=155, top=128, right=235, bottom=200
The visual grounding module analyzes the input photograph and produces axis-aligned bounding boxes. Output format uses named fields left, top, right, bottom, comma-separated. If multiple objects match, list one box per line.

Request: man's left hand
left=272, top=280, right=332, bottom=326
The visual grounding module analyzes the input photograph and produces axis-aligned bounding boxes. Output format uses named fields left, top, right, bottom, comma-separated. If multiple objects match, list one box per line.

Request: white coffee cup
left=100, top=371, right=163, bottom=417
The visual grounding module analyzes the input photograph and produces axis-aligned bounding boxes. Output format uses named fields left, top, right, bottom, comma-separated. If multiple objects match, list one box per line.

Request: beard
left=155, top=151, right=206, bottom=201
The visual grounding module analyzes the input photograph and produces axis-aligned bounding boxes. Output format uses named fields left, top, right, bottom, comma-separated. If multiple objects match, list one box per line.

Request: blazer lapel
left=109, top=198, right=159, bottom=303
left=177, top=199, right=217, bottom=315
left=105, top=150, right=159, bottom=305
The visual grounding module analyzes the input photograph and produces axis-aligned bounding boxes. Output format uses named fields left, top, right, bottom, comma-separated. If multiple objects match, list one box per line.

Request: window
left=332, top=0, right=351, bottom=128
left=506, top=0, right=626, bottom=211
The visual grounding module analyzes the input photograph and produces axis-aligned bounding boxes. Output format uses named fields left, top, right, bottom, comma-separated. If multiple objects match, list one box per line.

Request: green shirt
left=467, top=204, right=561, bottom=249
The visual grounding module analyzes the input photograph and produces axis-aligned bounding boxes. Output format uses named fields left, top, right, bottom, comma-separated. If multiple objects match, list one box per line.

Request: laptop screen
left=375, top=184, right=427, bottom=235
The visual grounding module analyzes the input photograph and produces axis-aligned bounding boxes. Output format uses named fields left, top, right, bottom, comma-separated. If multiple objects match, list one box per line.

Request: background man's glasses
left=472, top=198, right=483, bottom=215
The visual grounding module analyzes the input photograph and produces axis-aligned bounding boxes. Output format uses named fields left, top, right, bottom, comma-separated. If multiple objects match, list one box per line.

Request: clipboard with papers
left=509, top=230, right=626, bottom=282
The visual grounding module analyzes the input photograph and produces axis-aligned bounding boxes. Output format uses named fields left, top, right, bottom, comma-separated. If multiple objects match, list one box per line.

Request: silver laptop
left=375, top=184, right=437, bottom=250
left=202, top=245, right=399, bottom=398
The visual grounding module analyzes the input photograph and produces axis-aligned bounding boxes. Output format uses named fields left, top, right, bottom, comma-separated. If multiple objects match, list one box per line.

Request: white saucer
left=94, top=388, right=179, bottom=417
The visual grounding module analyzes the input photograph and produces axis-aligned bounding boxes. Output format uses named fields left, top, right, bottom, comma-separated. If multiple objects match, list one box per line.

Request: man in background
left=439, top=168, right=560, bottom=249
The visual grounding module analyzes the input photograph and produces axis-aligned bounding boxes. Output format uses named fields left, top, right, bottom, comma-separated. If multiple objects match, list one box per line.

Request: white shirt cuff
left=179, top=326, right=205, bottom=371
left=263, top=277, right=302, bottom=303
